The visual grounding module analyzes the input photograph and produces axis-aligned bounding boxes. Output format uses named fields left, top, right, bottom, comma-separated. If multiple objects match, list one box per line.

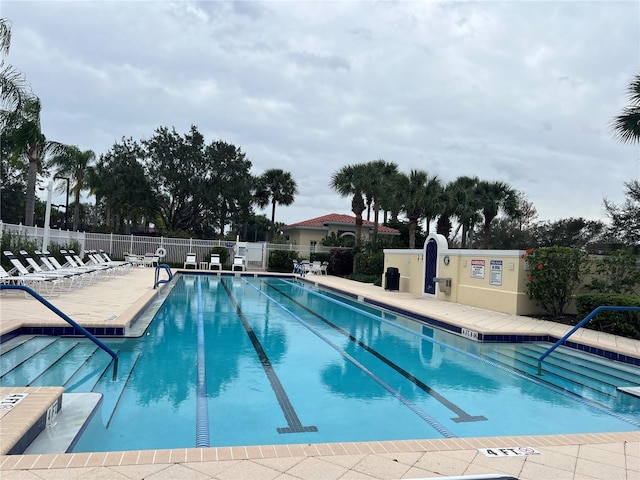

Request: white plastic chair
left=209, top=254, right=222, bottom=270
left=232, top=256, right=246, bottom=271
left=183, top=253, right=197, bottom=269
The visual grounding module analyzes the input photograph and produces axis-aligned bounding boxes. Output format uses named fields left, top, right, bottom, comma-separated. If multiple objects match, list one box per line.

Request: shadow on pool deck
left=1, top=268, right=638, bottom=479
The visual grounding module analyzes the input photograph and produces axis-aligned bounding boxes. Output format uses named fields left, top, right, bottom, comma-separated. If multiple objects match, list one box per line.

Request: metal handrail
left=154, top=264, right=173, bottom=289
left=0, top=284, right=118, bottom=377
left=537, top=305, right=640, bottom=375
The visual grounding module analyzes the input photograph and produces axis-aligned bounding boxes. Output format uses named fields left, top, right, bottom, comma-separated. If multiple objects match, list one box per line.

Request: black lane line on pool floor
left=268, top=283, right=487, bottom=423
left=246, top=280, right=455, bottom=438
left=221, top=279, right=318, bottom=434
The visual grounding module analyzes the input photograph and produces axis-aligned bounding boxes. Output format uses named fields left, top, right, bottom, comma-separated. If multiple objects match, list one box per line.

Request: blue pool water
left=3, top=274, right=640, bottom=452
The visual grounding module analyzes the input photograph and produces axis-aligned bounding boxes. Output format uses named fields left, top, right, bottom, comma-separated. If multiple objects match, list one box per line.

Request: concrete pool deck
left=1, top=268, right=638, bottom=479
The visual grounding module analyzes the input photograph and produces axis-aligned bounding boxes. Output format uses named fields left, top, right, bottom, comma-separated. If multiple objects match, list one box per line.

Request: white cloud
left=5, top=0, right=640, bottom=227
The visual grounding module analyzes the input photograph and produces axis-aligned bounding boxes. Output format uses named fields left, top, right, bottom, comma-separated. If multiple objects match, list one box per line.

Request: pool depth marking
left=221, top=279, right=318, bottom=434
left=268, top=283, right=486, bottom=423
left=195, top=276, right=210, bottom=447
left=244, top=280, right=455, bottom=438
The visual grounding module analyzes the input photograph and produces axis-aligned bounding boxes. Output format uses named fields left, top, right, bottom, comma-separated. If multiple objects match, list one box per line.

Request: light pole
left=42, top=182, right=53, bottom=251
left=54, top=175, right=70, bottom=230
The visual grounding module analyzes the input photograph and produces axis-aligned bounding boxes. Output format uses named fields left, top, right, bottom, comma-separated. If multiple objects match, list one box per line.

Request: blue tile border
left=1, top=325, right=125, bottom=340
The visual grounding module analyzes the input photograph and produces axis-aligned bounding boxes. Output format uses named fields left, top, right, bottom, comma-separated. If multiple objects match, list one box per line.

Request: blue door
left=424, top=238, right=438, bottom=294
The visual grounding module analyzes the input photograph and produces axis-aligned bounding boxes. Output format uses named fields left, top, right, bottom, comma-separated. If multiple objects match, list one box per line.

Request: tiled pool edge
left=2, top=431, right=638, bottom=471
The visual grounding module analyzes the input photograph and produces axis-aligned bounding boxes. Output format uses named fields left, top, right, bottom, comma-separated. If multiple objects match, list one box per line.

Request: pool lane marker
left=268, top=283, right=486, bottom=423
left=284, top=279, right=640, bottom=430
left=245, top=280, right=455, bottom=438
left=221, top=279, right=317, bottom=434
left=195, top=276, right=210, bottom=447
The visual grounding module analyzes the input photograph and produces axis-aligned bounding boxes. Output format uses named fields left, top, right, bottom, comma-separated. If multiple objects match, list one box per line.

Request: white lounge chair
left=209, top=254, right=222, bottom=270
left=184, top=253, right=197, bottom=269
left=1, top=256, right=63, bottom=296
left=232, top=256, right=246, bottom=271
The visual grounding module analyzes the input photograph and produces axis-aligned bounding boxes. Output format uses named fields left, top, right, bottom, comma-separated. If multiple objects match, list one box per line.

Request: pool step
left=0, top=338, right=80, bottom=386
left=0, top=336, right=58, bottom=379
left=485, top=343, right=640, bottom=406
left=0, top=337, right=118, bottom=390
left=90, top=350, right=141, bottom=427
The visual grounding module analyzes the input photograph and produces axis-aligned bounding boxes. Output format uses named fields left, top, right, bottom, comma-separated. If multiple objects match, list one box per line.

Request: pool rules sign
left=489, top=259, right=503, bottom=286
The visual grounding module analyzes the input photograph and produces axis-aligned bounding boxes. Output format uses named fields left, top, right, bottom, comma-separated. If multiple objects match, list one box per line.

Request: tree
left=49, top=146, right=96, bottom=230
left=476, top=180, right=519, bottom=249
left=143, top=125, right=208, bottom=233
left=394, top=170, right=442, bottom=249
left=255, top=168, right=297, bottom=241
left=0, top=18, right=30, bottom=115
left=603, top=180, right=640, bottom=245
left=88, top=138, right=155, bottom=232
left=363, top=159, right=398, bottom=244
left=4, top=97, right=64, bottom=226
left=395, top=171, right=424, bottom=249
left=330, top=163, right=368, bottom=246
left=202, top=140, right=253, bottom=238
left=531, top=217, right=604, bottom=248
left=612, top=74, right=640, bottom=144
left=449, top=176, right=481, bottom=248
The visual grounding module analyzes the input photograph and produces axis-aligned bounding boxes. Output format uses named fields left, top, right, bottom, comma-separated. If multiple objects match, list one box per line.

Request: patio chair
left=184, top=253, right=197, bottom=269
left=209, top=254, right=222, bottom=270
left=320, top=261, right=328, bottom=275
left=1, top=255, right=63, bottom=296
left=232, top=256, right=246, bottom=271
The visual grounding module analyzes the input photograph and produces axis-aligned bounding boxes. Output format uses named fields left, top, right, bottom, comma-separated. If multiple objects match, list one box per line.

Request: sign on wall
left=470, top=259, right=485, bottom=279
left=490, top=259, right=503, bottom=286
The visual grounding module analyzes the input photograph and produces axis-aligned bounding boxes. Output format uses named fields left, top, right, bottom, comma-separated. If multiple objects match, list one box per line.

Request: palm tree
left=330, top=163, right=368, bottom=246
left=0, top=18, right=30, bottom=115
left=612, top=74, right=640, bottom=144
left=476, top=180, right=519, bottom=249
left=363, top=159, right=398, bottom=244
left=49, top=145, right=96, bottom=230
left=422, top=174, right=444, bottom=235
left=255, top=168, right=298, bottom=240
left=5, top=96, right=65, bottom=226
left=396, top=170, right=426, bottom=249
left=449, top=175, right=481, bottom=248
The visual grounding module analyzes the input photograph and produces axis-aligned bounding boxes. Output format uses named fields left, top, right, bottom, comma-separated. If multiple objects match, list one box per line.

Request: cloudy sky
left=4, top=0, right=639, bottom=228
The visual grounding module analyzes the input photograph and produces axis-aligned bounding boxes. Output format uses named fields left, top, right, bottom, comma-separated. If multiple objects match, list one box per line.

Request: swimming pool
left=2, top=274, right=640, bottom=452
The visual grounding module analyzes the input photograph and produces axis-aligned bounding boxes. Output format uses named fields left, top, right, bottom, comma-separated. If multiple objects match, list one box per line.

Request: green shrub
left=353, top=252, right=384, bottom=276
left=329, top=248, right=354, bottom=277
left=310, top=252, right=330, bottom=263
left=1, top=232, right=40, bottom=271
left=575, top=293, right=640, bottom=339
left=350, top=273, right=382, bottom=286
left=268, top=250, right=298, bottom=273
left=585, top=249, right=640, bottom=295
left=524, top=246, right=589, bottom=318
left=208, top=246, right=229, bottom=267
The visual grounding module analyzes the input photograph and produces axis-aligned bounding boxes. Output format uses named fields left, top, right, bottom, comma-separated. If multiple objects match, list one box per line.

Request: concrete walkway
left=1, top=268, right=638, bottom=479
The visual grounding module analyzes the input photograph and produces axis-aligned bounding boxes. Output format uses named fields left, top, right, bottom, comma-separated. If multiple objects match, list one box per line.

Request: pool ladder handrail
left=154, top=264, right=173, bottom=289
left=0, top=284, right=119, bottom=378
left=537, top=305, right=640, bottom=375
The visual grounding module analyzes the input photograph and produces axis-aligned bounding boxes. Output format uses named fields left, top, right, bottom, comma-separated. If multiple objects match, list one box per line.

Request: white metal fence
left=1, top=222, right=337, bottom=271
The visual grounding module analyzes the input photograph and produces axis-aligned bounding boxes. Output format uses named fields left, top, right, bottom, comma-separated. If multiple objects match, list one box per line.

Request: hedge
left=575, top=293, right=640, bottom=340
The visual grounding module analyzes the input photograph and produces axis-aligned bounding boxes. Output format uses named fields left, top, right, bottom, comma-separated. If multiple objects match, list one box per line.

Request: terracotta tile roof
left=282, top=213, right=399, bottom=234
